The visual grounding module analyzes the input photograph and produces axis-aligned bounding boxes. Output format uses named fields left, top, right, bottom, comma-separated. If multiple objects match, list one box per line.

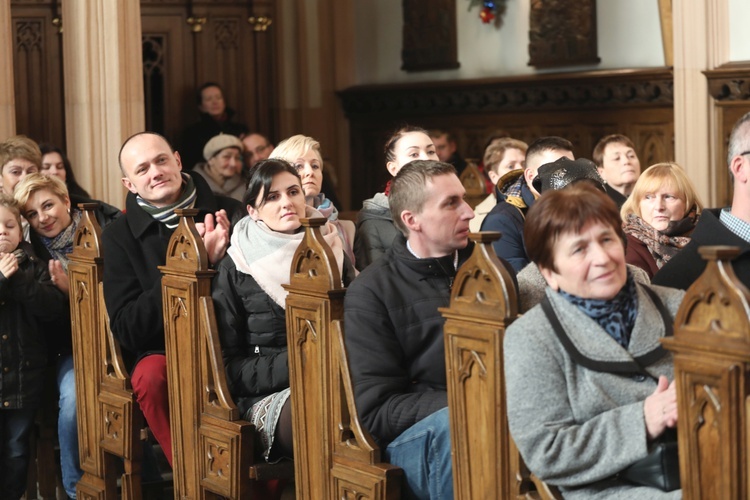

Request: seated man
left=242, top=132, right=274, bottom=170
left=429, top=129, right=467, bottom=175
left=480, top=136, right=574, bottom=273
left=345, top=159, right=514, bottom=499
left=102, top=132, right=239, bottom=466
left=654, top=111, right=750, bottom=289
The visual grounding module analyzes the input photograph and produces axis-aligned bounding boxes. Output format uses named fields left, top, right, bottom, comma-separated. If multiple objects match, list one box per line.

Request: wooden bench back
left=283, top=217, right=401, bottom=499
left=160, top=209, right=255, bottom=499
left=440, top=232, right=562, bottom=500
left=68, top=203, right=144, bottom=499
left=459, top=160, right=487, bottom=210
left=662, top=246, right=750, bottom=500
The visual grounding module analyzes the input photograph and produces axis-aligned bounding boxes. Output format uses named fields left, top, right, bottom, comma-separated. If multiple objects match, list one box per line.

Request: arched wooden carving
left=662, top=246, right=750, bottom=500
left=460, top=160, right=488, bottom=210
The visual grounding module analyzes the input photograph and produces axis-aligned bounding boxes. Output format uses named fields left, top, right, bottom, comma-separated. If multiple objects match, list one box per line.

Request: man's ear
left=173, top=150, right=184, bottom=171
left=401, top=209, right=419, bottom=233
left=539, top=265, right=559, bottom=291
left=730, top=155, right=747, bottom=184
left=247, top=204, right=260, bottom=221
left=121, top=177, right=138, bottom=195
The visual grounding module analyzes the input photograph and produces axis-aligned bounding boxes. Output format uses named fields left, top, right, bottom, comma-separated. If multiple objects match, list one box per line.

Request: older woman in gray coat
left=504, top=182, right=684, bottom=499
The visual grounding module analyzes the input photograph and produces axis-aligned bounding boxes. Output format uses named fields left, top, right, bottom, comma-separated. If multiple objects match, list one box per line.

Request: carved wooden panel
left=663, top=247, right=750, bottom=500
left=401, top=0, right=459, bottom=72
left=10, top=1, right=65, bottom=146
left=339, top=69, right=674, bottom=209
left=705, top=64, right=750, bottom=208
left=528, top=0, right=599, bottom=68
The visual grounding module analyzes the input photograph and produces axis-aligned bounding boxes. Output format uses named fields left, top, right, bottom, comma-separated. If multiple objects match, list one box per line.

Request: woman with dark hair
left=504, top=182, right=683, bottom=498
left=353, top=125, right=439, bottom=271
left=211, top=158, right=352, bottom=463
left=14, top=173, right=121, bottom=499
left=592, top=134, right=642, bottom=207
left=39, top=143, right=91, bottom=199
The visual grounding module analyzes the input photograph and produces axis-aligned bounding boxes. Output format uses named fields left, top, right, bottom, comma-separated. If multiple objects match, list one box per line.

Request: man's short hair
left=727, top=111, right=750, bottom=172
left=592, top=134, right=637, bottom=168
left=525, top=136, right=573, bottom=170
left=118, top=131, right=175, bottom=174
left=389, top=160, right=457, bottom=236
left=0, top=135, right=42, bottom=171
left=428, top=129, right=454, bottom=142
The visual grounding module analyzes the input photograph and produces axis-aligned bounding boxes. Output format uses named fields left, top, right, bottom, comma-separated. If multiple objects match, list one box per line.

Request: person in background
left=353, top=125, right=439, bottom=271
left=39, top=144, right=91, bottom=199
left=102, top=132, right=238, bottom=467
left=592, top=134, right=642, bottom=208
left=470, top=138, right=527, bottom=232
left=211, top=159, right=351, bottom=467
left=192, top=134, right=246, bottom=202
left=242, top=132, right=274, bottom=171
left=428, top=129, right=466, bottom=175
left=505, top=182, right=682, bottom=498
left=620, top=162, right=702, bottom=279
left=0, top=135, right=41, bottom=196
left=270, top=135, right=356, bottom=266
left=178, top=82, right=249, bottom=171
left=654, top=112, right=750, bottom=289
left=480, top=136, right=574, bottom=272
left=15, top=173, right=121, bottom=499
left=0, top=193, right=66, bottom=500
left=345, top=160, right=484, bottom=500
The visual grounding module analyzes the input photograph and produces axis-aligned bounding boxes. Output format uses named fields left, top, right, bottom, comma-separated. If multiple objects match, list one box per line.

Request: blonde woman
left=620, top=162, right=703, bottom=278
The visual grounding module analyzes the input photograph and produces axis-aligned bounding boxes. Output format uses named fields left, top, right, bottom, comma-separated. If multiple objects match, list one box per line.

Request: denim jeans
left=57, top=354, right=83, bottom=498
left=384, top=407, right=453, bottom=500
left=0, top=407, right=36, bottom=500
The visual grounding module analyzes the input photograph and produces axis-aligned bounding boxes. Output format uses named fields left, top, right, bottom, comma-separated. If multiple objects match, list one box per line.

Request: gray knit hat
left=203, top=134, right=242, bottom=161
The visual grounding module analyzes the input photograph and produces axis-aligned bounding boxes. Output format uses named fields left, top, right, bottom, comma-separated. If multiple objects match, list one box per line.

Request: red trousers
left=131, top=354, right=172, bottom=466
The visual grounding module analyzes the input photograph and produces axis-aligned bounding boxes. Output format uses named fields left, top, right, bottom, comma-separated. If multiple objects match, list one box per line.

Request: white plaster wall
left=354, top=0, right=665, bottom=84
left=729, top=0, right=750, bottom=62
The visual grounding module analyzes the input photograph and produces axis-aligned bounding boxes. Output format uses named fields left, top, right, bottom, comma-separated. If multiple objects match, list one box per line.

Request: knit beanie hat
left=203, top=134, right=242, bottom=161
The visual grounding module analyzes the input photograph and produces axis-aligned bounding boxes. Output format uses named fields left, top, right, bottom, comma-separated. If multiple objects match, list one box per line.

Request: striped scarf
left=136, top=173, right=197, bottom=229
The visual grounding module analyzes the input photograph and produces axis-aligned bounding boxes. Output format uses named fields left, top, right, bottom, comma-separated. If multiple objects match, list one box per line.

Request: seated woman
left=192, top=133, right=245, bottom=201
left=592, top=134, right=642, bottom=208
left=470, top=137, right=527, bottom=232
left=269, top=134, right=356, bottom=266
left=211, top=159, right=352, bottom=462
left=620, top=162, right=703, bottom=279
left=39, top=143, right=91, bottom=199
left=353, top=125, right=438, bottom=271
left=504, top=182, right=683, bottom=498
left=14, top=173, right=121, bottom=500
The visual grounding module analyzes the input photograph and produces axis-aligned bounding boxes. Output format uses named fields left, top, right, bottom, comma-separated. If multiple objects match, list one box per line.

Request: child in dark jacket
left=0, top=194, right=66, bottom=499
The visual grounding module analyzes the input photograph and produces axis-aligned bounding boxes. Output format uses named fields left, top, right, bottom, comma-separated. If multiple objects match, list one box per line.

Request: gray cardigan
left=504, top=284, right=684, bottom=499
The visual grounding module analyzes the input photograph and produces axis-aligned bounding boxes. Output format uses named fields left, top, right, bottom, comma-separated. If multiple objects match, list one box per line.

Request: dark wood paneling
left=10, top=0, right=65, bottom=147
left=402, top=0, right=459, bottom=72
left=339, top=68, right=675, bottom=209
left=705, top=63, right=750, bottom=208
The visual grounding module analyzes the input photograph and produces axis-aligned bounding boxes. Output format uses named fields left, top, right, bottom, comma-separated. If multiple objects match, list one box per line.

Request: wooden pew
left=459, top=160, right=487, bottom=210
left=662, top=246, right=750, bottom=499
left=161, top=209, right=293, bottom=499
left=283, top=218, right=402, bottom=499
left=440, top=232, right=561, bottom=500
left=68, top=203, right=144, bottom=499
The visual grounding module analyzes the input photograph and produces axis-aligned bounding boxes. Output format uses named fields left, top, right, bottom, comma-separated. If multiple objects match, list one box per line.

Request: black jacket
left=653, top=208, right=750, bottom=290
left=178, top=110, right=248, bottom=172
left=344, top=235, right=488, bottom=447
left=102, top=171, right=241, bottom=366
left=0, top=241, right=67, bottom=408
left=353, top=192, right=398, bottom=272
left=31, top=198, right=122, bottom=358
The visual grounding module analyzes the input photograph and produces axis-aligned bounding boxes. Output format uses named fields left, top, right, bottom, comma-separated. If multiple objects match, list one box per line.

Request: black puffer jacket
left=353, top=192, right=399, bottom=272
left=0, top=241, right=67, bottom=408
left=344, top=235, right=482, bottom=447
left=211, top=256, right=290, bottom=416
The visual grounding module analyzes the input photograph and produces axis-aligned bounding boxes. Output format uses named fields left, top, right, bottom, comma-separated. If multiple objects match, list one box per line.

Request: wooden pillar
left=61, top=0, right=144, bottom=207
left=0, top=0, right=16, bottom=139
left=672, top=0, right=729, bottom=206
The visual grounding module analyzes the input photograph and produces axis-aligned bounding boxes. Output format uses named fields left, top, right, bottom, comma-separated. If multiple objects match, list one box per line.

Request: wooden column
left=672, top=0, right=729, bottom=206
left=0, top=0, right=16, bottom=139
left=60, top=0, right=144, bottom=207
